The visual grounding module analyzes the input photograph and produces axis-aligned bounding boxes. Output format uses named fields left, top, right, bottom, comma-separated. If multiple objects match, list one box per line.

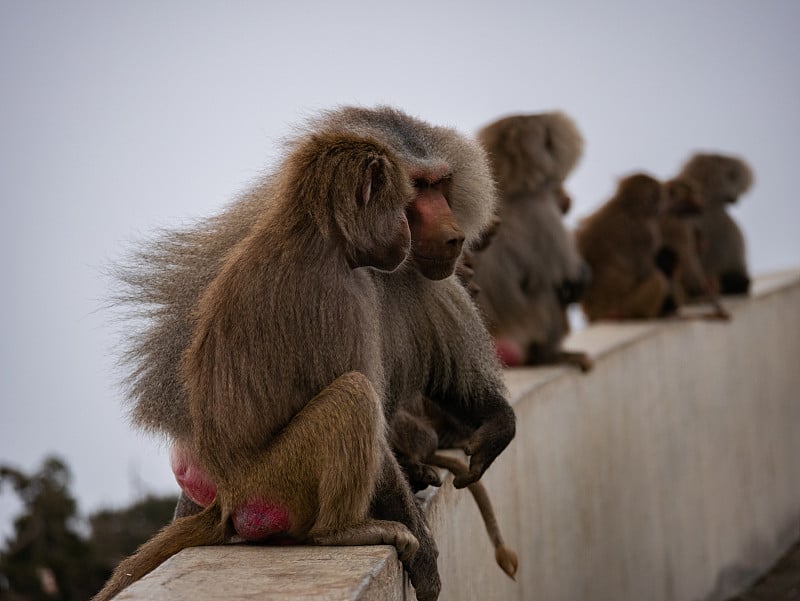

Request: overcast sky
left=1, top=1, right=798, bottom=538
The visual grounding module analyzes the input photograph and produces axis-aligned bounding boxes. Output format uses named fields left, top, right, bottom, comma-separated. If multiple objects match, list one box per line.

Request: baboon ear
left=358, top=158, right=381, bottom=207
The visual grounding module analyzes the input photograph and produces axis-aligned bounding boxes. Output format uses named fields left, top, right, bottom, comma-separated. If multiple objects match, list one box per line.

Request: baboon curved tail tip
left=495, top=543, right=519, bottom=580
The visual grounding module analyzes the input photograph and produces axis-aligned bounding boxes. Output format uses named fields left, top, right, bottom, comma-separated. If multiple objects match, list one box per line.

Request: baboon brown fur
left=102, top=107, right=516, bottom=601
left=677, top=152, right=753, bottom=295
left=390, top=397, right=518, bottom=580
left=471, top=112, right=592, bottom=369
left=96, top=126, right=421, bottom=601
left=576, top=173, right=676, bottom=321
left=660, top=177, right=730, bottom=319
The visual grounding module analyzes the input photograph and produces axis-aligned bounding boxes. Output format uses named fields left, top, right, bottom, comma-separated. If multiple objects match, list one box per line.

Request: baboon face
left=680, top=153, right=753, bottom=205
left=406, top=174, right=465, bottom=280
left=665, top=178, right=704, bottom=216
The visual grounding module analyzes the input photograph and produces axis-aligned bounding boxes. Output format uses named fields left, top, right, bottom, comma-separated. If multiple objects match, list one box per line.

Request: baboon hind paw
left=310, top=519, right=419, bottom=563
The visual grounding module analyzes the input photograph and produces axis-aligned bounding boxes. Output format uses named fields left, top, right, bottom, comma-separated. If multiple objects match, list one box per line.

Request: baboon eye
left=412, top=179, right=429, bottom=190
left=430, top=176, right=451, bottom=191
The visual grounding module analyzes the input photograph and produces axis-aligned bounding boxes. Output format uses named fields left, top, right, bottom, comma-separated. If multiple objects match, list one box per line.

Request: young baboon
left=677, top=152, right=753, bottom=295
left=107, top=107, right=517, bottom=601
left=576, top=173, right=676, bottom=321
left=471, top=112, right=592, bottom=370
left=96, top=131, right=422, bottom=601
left=660, top=177, right=730, bottom=319
left=390, top=398, right=519, bottom=580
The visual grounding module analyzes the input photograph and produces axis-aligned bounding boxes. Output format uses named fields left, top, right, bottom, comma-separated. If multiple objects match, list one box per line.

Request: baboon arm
left=371, top=449, right=442, bottom=601
left=446, top=390, right=516, bottom=489
left=614, top=272, right=671, bottom=319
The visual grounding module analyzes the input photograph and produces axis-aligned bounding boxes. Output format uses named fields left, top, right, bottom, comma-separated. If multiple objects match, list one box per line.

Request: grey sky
left=1, top=1, right=798, bottom=537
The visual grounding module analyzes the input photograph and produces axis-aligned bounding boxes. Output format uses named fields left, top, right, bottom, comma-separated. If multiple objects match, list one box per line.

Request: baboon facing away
left=677, top=152, right=753, bottom=295
left=576, top=173, right=676, bottom=321
left=104, top=107, right=517, bottom=601
left=97, top=125, right=424, bottom=601
left=471, top=112, right=592, bottom=370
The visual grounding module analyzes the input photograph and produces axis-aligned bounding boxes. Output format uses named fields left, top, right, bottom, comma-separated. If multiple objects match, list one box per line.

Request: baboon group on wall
left=94, top=105, right=753, bottom=601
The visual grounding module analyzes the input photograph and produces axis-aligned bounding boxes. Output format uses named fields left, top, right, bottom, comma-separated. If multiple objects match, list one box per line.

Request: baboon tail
left=91, top=501, right=227, bottom=601
left=429, top=452, right=519, bottom=580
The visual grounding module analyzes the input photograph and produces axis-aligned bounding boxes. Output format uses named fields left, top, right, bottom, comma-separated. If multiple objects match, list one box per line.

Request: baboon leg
left=252, top=372, right=419, bottom=559
left=390, top=409, right=443, bottom=491
left=310, top=518, right=418, bottom=562
left=526, top=342, right=593, bottom=373
left=371, top=450, right=441, bottom=601
left=618, top=273, right=672, bottom=318
left=553, top=350, right=594, bottom=372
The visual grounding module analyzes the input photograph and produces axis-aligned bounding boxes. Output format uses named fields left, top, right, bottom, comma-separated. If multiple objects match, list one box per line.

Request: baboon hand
left=406, top=538, right=442, bottom=601
left=406, top=462, right=443, bottom=491
left=453, top=406, right=516, bottom=489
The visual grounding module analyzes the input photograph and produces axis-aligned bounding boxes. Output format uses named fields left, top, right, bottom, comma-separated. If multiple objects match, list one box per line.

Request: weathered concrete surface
left=117, top=545, right=406, bottom=601
left=119, top=269, right=800, bottom=601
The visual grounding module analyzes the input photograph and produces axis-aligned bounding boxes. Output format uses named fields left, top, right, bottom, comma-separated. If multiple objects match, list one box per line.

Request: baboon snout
left=407, top=188, right=465, bottom=279
left=426, top=224, right=465, bottom=257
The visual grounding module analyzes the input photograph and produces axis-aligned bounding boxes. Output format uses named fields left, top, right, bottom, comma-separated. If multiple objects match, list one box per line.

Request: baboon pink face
left=406, top=174, right=465, bottom=280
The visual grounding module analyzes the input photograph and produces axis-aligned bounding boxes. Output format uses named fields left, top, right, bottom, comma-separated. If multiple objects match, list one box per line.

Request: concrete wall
left=120, top=270, right=800, bottom=601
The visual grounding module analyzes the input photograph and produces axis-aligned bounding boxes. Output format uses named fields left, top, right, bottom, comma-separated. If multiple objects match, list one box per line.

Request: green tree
left=88, top=494, right=177, bottom=575
left=0, top=456, right=178, bottom=600
left=0, top=456, right=98, bottom=600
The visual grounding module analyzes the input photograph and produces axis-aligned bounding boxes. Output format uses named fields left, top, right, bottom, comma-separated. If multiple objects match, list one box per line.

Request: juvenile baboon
left=576, top=173, right=676, bottom=321
left=390, top=398, right=519, bottom=580
left=96, top=130, right=422, bottom=601
left=104, top=107, right=516, bottom=601
left=677, top=152, right=753, bottom=295
left=660, top=177, right=730, bottom=319
left=471, top=112, right=592, bottom=369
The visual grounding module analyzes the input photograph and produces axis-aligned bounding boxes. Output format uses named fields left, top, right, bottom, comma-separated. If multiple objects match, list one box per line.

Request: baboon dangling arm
left=371, top=448, right=442, bottom=601
left=421, top=284, right=516, bottom=490
left=449, top=390, right=516, bottom=489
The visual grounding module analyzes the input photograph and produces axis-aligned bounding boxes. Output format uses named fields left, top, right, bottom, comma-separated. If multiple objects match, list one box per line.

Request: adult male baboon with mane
left=99, top=107, right=516, bottom=601
left=470, top=112, right=592, bottom=369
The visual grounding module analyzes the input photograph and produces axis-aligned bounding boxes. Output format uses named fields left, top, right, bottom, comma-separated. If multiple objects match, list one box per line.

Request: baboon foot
left=310, top=519, right=419, bottom=563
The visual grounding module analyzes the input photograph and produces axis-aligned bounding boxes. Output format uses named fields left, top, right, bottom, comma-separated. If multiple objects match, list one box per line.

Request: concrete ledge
left=116, top=546, right=405, bottom=601
left=120, top=269, right=800, bottom=601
